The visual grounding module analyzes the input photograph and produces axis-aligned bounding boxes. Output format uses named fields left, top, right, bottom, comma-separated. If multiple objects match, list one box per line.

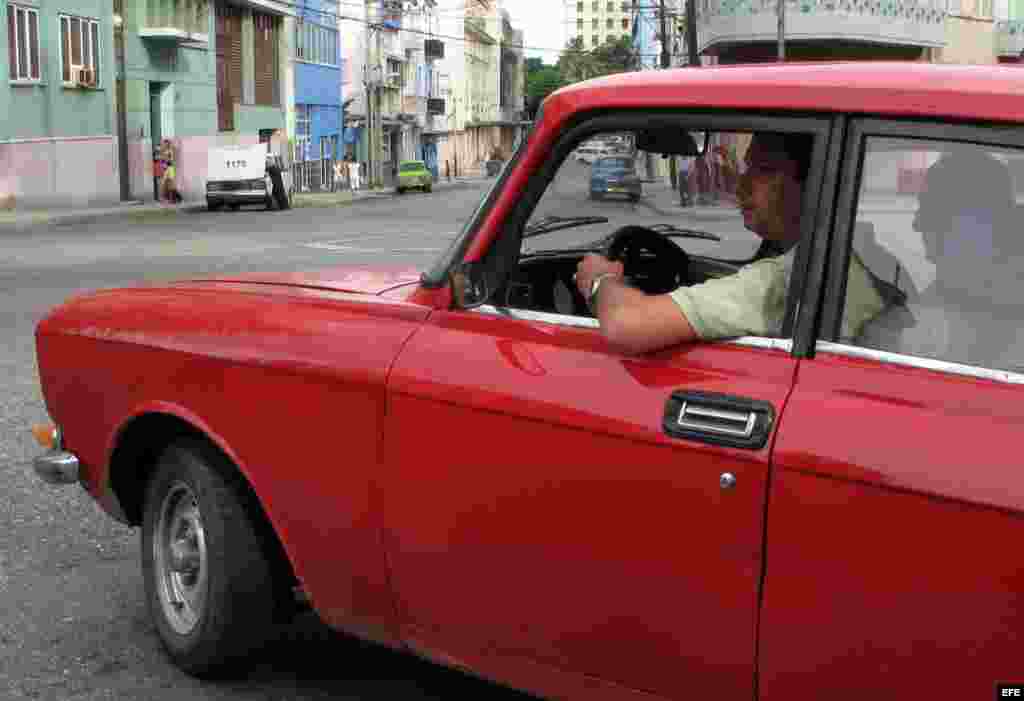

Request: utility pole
left=365, top=0, right=374, bottom=189
left=375, top=14, right=384, bottom=187
left=777, top=0, right=785, bottom=61
left=660, top=0, right=676, bottom=190
left=686, top=0, right=698, bottom=66
left=113, top=0, right=131, bottom=201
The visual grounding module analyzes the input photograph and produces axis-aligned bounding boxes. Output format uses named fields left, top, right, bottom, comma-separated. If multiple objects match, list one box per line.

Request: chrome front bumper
left=34, top=450, right=80, bottom=484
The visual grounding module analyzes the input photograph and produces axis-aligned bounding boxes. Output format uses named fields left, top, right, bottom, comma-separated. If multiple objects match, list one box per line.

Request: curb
left=0, top=202, right=208, bottom=234
left=0, top=178, right=492, bottom=233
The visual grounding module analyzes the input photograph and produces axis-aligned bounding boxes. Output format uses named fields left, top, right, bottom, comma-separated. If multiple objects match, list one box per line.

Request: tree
left=591, top=36, right=637, bottom=75
left=527, top=65, right=565, bottom=103
left=557, top=37, right=600, bottom=84
left=557, top=36, right=636, bottom=86
left=524, top=58, right=566, bottom=120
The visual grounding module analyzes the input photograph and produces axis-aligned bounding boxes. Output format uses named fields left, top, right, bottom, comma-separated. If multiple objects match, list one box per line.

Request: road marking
left=301, top=234, right=457, bottom=255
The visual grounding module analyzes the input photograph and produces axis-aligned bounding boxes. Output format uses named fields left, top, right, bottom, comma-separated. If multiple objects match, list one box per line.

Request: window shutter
left=27, top=9, right=38, bottom=79
left=15, top=8, right=26, bottom=78
left=216, top=4, right=241, bottom=130
left=70, top=17, right=81, bottom=65
left=90, top=21, right=98, bottom=76
left=253, top=12, right=277, bottom=106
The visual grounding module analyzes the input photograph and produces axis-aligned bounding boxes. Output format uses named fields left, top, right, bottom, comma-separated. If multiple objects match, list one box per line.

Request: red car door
left=382, top=307, right=797, bottom=699
left=760, top=120, right=1024, bottom=700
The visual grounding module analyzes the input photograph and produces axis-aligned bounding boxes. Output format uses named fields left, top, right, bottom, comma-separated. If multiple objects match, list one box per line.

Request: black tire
left=141, top=439, right=285, bottom=677
left=206, top=199, right=222, bottom=212
left=396, top=187, right=404, bottom=195
left=228, top=203, right=240, bottom=211
left=269, top=165, right=290, bottom=210
left=424, top=184, right=432, bottom=193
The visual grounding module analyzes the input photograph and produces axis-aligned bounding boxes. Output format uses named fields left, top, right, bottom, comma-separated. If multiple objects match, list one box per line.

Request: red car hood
left=183, top=265, right=424, bottom=296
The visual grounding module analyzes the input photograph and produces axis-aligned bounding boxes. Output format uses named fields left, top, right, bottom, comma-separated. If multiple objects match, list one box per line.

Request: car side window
left=837, top=136, right=1024, bottom=373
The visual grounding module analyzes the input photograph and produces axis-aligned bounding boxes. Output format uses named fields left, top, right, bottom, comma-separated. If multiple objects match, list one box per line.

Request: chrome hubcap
left=153, top=482, right=208, bottom=635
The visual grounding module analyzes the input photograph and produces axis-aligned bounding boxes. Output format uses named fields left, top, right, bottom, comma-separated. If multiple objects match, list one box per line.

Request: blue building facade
left=293, top=0, right=341, bottom=184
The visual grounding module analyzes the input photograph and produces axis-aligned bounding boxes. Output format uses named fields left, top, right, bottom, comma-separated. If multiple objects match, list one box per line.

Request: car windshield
left=400, top=162, right=424, bottom=173
left=523, top=129, right=761, bottom=261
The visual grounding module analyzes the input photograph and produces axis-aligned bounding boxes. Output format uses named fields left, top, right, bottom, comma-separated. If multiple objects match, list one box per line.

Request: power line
left=282, top=0, right=665, bottom=55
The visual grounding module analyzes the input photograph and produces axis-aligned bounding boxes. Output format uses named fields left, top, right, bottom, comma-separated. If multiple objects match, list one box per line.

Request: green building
left=2, top=0, right=117, bottom=208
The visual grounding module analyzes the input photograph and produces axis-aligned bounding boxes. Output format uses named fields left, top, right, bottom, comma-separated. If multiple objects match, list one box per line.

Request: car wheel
left=396, top=187, right=404, bottom=195
left=206, top=200, right=222, bottom=212
left=141, top=439, right=284, bottom=677
left=228, top=203, right=240, bottom=211
left=424, top=184, right=432, bottom=193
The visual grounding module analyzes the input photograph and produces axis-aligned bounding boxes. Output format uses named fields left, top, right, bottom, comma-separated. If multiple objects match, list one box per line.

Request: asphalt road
left=0, top=183, right=540, bottom=701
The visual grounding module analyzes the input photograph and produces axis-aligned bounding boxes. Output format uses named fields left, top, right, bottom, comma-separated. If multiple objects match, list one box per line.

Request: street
left=0, top=183, right=537, bottom=701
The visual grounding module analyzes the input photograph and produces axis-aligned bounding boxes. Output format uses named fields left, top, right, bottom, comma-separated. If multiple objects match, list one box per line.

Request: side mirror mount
left=450, top=261, right=492, bottom=310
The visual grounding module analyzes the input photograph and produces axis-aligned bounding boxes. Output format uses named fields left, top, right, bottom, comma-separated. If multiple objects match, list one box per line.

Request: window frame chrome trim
left=816, top=341, right=1024, bottom=385
left=470, top=305, right=794, bottom=352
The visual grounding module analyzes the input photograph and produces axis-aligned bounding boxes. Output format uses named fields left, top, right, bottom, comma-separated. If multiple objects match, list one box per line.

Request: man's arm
left=576, top=254, right=697, bottom=354
left=592, top=277, right=698, bottom=355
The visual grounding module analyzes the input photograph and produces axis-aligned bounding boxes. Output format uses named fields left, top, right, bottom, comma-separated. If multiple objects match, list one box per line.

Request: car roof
left=545, top=62, right=1024, bottom=124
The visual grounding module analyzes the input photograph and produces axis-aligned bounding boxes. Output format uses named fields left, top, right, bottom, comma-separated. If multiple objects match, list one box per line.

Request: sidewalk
left=0, top=200, right=208, bottom=234
left=0, top=175, right=489, bottom=234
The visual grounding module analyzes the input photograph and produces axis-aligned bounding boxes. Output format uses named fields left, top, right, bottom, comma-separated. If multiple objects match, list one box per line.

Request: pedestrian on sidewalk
left=348, top=159, right=362, bottom=190
left=152, top=151, right=165, bottom=202
left=161, top=161, right=183, bottom=204
left=332, top=160, right=345, bottom=192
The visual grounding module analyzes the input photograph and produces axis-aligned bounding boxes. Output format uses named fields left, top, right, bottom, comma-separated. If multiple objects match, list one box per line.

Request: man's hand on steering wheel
left=575, top=254, right=624, bottom=302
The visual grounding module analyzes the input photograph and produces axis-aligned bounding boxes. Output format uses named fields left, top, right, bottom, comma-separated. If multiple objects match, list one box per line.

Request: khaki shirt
left=669, top=249, right=885, bottom=342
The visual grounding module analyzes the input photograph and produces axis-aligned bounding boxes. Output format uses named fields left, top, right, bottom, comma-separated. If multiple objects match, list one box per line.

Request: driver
left=574, top=132, right=886, bottom=354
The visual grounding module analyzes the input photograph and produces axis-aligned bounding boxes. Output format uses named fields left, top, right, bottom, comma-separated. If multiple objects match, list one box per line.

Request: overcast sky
left=433, top=0, right=568, bottom=62
left=504, top=0, right=568, bottom=61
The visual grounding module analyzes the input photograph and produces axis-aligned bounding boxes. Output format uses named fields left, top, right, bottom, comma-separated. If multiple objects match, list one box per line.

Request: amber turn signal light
left=31, top=423, right=57, bottom=450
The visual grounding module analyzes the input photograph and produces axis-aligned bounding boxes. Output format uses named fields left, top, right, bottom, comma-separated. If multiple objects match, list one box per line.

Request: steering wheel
left=605, top=225, right=691, bottom=294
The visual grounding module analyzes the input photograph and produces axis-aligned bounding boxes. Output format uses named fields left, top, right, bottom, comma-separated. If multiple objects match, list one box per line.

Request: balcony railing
left=698, top=0, right=946, bottom=55
left=140, top=0, right=210, bottom=43
left=997, top=20, right=1024, bottom=56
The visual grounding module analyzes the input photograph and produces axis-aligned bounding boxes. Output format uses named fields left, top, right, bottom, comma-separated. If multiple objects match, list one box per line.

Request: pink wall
left=127, top=134, right=260, bottom=202
left=0, top=136, right=119, bottom=209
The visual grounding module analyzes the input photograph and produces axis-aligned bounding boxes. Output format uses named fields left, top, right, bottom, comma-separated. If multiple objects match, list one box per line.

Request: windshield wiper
left=523, top=215, right=609, bottom=238
left=646, top=224, right=721, bottom=242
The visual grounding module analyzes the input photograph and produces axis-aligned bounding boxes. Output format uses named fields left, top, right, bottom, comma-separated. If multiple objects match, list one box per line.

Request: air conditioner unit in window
left=75, top=67, right=96, bottom=87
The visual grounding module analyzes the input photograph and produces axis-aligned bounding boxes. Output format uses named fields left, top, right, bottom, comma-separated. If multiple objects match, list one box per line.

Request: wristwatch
left=588, top=272, right=620, bottom=308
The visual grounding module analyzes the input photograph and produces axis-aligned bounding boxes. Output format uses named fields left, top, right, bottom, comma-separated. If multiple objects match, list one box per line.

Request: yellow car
left=396, top=160, right=433, bottom=194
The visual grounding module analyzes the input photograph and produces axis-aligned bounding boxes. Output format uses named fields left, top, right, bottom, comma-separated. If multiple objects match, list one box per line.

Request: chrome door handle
left=676, top=401, right=758, bottom=439
left=663, top=391, right=775, bottom=449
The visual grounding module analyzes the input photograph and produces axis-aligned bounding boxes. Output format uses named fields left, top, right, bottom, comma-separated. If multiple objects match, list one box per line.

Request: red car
left=31, top=63, right=1024, bottom=700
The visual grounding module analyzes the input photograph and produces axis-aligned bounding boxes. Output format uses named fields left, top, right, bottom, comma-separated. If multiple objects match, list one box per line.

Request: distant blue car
left=589, top=156, right=641, bottom=202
